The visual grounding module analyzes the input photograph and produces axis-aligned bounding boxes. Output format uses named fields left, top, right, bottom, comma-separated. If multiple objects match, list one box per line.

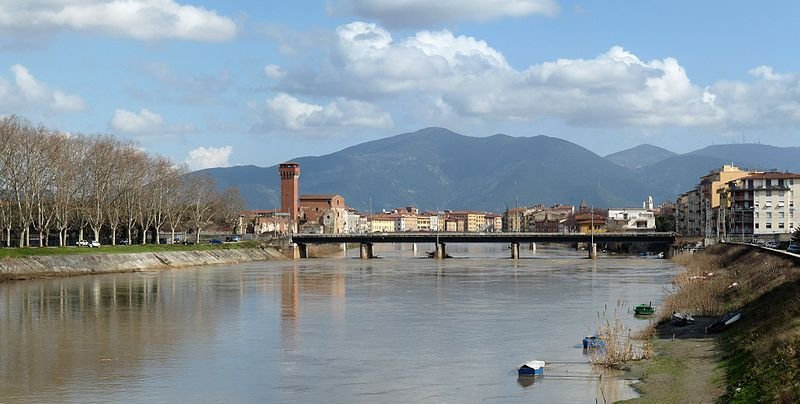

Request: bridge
left=290, top=232, right=677, bottom=259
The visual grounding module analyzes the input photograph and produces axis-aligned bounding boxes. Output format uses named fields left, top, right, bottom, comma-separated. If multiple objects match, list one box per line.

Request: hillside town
left=240, top=162, right=800, bottom=248
left=240, top=162, right=669, bottom=236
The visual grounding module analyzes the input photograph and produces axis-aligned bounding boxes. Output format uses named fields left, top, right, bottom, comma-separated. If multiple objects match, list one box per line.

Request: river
left=0, top=243, right=678, bottom=403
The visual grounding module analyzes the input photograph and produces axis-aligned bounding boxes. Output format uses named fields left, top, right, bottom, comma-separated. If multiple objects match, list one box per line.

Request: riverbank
left=625, top=244, right=800, bottom=402
left=0, top=246, right=286, bottom=282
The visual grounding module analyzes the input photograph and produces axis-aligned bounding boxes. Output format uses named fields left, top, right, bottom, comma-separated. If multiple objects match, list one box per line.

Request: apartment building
left=722, top=172, right=800, bottom=240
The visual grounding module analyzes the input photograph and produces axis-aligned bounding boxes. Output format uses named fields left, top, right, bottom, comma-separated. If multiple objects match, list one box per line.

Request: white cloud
left=264, top=64, right=286, bottom=79
left=273, top=23, right=729, bottom=129
left=332, top=0, right=558, bottom=28
left=184, top=146, right=233, bottom=170
left=0, top=64, right=86, bottom=111
left=256, top=92, right=393, bottom=134
left=111, top=108, right=164, bottom=133
left=708, top=67, right=800, bottom=128
left=0, top=0, right=236, bottom=42
left=266, top=21, right=800, bottom=133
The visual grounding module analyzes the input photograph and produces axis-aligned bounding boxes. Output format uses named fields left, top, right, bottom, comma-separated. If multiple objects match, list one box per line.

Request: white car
left=88, top=240, right=101, bottom=248
left=76, top=240, right=89, bottom=247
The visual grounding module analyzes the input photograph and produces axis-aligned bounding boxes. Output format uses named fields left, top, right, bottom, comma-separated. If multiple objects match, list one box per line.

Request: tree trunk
left=110, top=226, right=117, bottom=245
left=93, top=227, right=100, bottom=243
left=195, top=228, right=201, bottom=244
left=171, top=228, right=176, bottom=244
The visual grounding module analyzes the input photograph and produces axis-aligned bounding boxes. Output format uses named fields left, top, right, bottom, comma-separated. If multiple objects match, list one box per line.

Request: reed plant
left=591, top=304, right=654, bottom=368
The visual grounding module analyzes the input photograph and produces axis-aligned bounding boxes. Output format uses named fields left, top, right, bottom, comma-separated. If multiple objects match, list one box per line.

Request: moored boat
left=518, top=360, right=545, bottom=377
left=582, top=335, right=605, bottom=349
left=671, top=311, right=695, bottom=326
left=706, top=309, right=742, bottom=333
left=633, top=302, right=656, bottom=315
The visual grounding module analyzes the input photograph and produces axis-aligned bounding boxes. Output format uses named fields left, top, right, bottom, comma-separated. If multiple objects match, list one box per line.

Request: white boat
left=671, top=311, right=695, bottom=326
left=518, top=360, right=545, bottom=377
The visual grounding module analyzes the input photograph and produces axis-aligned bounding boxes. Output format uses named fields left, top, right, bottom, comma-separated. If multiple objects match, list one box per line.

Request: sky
left=1, top=1, right=799, bottom=170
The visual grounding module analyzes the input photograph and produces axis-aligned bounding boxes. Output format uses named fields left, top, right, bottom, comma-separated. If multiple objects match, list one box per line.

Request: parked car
left=225, top=236, right=241, bottom=242
left=787, top=245, right=800, bottom=254
left=76, top=240, right=89, bottom=247
left=119, top=238, right=131, bottom=245
left=765, top=241, right=780, bottom=249
left=89, top=240, right=101, bottom=248
left=209, top=239, right=223, bottom=245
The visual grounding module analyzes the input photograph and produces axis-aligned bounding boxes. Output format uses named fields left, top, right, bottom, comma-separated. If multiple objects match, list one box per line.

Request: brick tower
left=279, top=162, right=300, bottom=231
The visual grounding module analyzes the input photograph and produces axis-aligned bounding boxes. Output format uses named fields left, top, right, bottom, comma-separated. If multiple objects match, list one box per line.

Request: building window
left=767, top=190, right=772, bottom=197
left=766, top=222, right=772, bottom=229
left=755, top=223, right=760, bottom=229
left=767, top=212, right=772, bottom=219
left=765, top=200, right=772, bottom=208
left=779, top=222, right=785, bottom=229
left=780, top=212, right=785, bottom=219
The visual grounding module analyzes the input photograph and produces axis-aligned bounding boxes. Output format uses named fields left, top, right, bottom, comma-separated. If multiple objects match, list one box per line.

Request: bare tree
left=165, top=165, right=190, bottom=244
left=185, top=174, right=218, bottom=244
left=52, top=135, right=88, bottom=246
left=83, top=136, right=118, bottom=244
left=217, top=187, right=246, bottom=234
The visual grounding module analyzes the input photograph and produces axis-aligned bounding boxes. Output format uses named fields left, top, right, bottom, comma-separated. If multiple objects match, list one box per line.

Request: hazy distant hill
left=199, top=129, right=800, bottom=211
left=605, top=144, right=677, bottom=169
left=200, top=128, right=649, bottom=212
left=688, top=144, right=800, bottom=172
left=636, top=154, right=730, bottom=201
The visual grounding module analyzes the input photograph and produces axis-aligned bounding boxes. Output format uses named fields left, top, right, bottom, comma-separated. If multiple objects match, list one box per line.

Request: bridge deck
left=291, top=232, right=675, bottom=244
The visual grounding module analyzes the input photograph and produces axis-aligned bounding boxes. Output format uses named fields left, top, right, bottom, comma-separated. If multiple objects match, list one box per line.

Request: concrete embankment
left=0, top=247, right=286, bottom=282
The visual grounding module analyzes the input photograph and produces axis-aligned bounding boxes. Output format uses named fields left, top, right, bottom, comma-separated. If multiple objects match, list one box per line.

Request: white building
left=346, top=211, right=369, bottom=234
left=725, top=172, right=800, bottom=239
left=607, top=208, right=656, bottom=231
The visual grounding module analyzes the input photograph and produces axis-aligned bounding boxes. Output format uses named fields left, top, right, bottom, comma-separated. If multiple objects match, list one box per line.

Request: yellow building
left=369, top=215, right=396, bottom=232
left=417, top=215, right=431, bottom=231
left=447, top=211, right=486, bottom=232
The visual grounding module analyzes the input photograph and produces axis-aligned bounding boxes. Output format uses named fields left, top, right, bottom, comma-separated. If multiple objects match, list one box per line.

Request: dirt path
left=623, top=317, right=724, bottom=403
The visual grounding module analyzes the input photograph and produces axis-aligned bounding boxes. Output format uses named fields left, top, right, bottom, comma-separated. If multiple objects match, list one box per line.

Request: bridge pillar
left=298, top=243, right=309, bottom=259
left=511, top=242, right=520, bottom=259
left=360, top=243, right=374, bottom=259
left=663, top=245, right=675, bottom=259
left=288, top=243, right=301, bottom=259
left=342, top=242, right=347, bottom=257
left=435, top=242, right=447, bottom=259
left=589, top=243, right=597, bottom=260
left=529, top=242, right=536, bottom=252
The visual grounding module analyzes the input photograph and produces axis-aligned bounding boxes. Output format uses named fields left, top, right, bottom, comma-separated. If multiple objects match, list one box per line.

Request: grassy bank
left=628, top=244, right=800, bottom=403
left=0, top=240, right=265, bottom=259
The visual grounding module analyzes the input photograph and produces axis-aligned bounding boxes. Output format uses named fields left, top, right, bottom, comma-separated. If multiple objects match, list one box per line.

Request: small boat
left=518, top=360, right=545, bottom=377
left=706, top=309, right=742, bottom=333
left=634, top=302, right=656, bottom=315
left=582, top=335, right=605, bottom=349
left=671, top=311, right=696, bottom=326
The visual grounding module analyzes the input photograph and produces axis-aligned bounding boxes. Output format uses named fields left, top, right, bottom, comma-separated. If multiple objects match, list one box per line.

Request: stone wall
left=0, top=247, right=286, bottom=281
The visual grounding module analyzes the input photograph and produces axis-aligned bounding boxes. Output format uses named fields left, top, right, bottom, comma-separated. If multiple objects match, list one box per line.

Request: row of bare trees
left=0, top=115, right=243, bottom=248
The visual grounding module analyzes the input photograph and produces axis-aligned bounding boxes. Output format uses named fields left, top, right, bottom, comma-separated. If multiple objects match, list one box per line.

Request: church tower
left=279, top=162, right=300, bottom=231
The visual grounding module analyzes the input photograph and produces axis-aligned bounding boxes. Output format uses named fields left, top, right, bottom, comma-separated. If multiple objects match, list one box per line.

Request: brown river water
left=0, top=243, right=678, bottom=403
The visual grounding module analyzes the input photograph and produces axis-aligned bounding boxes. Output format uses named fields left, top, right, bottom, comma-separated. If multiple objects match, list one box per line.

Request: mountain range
left=197, top=127, right=800, bottom=212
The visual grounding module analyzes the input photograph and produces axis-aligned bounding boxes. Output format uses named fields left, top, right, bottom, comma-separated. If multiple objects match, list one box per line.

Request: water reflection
left=0, top=244, right=677, bottom=402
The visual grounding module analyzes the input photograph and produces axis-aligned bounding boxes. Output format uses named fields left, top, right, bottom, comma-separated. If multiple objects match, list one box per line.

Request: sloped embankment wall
left=0, top=247, right=286, bottom=281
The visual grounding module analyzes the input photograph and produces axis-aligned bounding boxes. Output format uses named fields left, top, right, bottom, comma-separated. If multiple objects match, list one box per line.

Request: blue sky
left=1, top=1, right=799, bottom=170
